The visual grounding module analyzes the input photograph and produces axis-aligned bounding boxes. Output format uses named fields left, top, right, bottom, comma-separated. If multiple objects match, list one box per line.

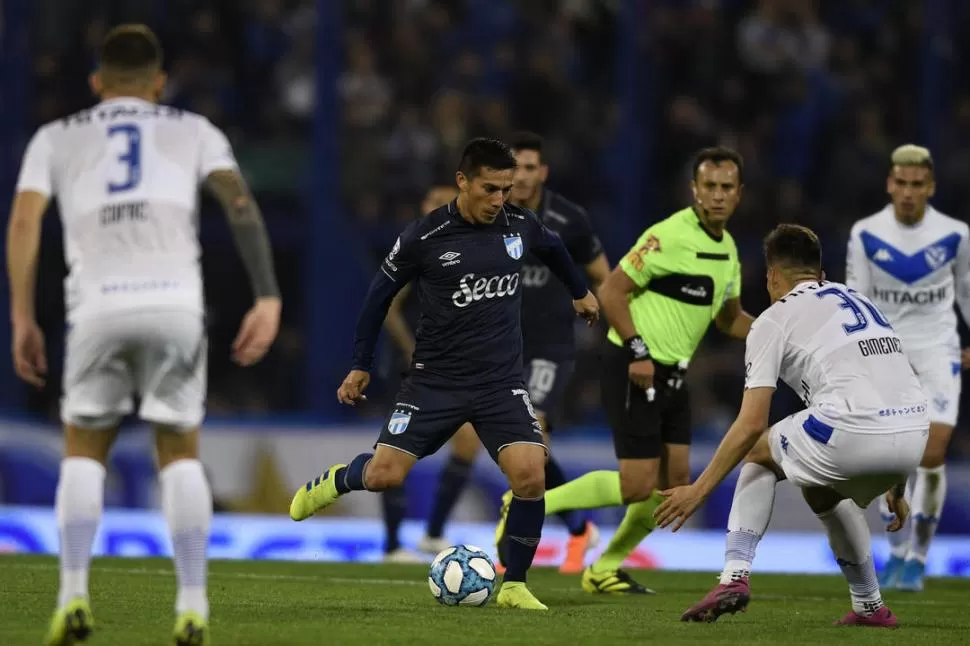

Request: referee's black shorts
left=600, top=341, right=691, bottom=460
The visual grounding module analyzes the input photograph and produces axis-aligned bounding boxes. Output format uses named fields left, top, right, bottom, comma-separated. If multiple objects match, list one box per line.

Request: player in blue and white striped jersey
left=846, top=144, right=970, bottom=592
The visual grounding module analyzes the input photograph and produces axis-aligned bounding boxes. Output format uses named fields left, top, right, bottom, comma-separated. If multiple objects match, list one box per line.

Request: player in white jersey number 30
left=656, top=224, right=928, bottom=628
left=6, top=25, right=282, bottom=646
left=846, top=145, right=970, bottom=592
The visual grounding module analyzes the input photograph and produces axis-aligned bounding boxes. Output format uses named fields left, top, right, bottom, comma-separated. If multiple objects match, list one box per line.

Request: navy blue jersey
left=521, top=190, right=603, bottom=357
left=351, top=200, right=588, bottom=389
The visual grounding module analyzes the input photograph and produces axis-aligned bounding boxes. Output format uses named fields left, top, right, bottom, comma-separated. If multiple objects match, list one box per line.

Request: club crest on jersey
left=387, top=411, right=412, bottom=435
left=644, top=234, right=661, bottom=253
left=924, top=245, right=948, bottom=270
left=504, top=234, right=524, bottom=260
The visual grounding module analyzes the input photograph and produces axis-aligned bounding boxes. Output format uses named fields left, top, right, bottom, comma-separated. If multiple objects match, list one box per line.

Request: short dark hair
left=509, top=131, right=544, bottom=159
left=99, top=24, right=162, bottom=81
left=692, top=146, right=744, bottom=184
left=763, top=224, right=822, bottom=275
left=457, top=138, right=516, bottom=179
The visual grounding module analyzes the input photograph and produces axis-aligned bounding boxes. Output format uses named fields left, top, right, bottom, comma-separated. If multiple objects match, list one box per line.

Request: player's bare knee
left=619, top=469, right=657, bottom=504
left=508, top=466, right=544, bottom=499
left=451, top=424, right=481, bottom=462
left=64, top=423, right=120, bottom=465
left=499, top=445, right=546, bottom=498
left=618, top=458, right=659, bottom=503
left=154, top=426, right=199, bottom=468
left=363, top=460, right=407, bottom=490
left=802, top=486, right=844, bottom=515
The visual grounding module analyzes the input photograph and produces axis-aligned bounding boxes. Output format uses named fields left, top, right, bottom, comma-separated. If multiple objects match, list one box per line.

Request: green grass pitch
left=1, top=554, right=967, bottom=645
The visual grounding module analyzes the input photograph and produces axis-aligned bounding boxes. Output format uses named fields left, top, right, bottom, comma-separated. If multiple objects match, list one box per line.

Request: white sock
left=719, top=463, right=777, bottom=584
left=817, top=499, right=882, bottom=616
left=907, top=465, right=946, bottom=563
left=879, top=473, right=914, bottom=558
left=160, top=459, right=212, bottom=619
left=56, top=457, right=106, bottom=607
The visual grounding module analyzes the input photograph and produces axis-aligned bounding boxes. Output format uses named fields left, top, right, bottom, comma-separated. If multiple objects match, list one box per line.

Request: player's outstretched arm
left=655, top=387, right=774, bottom=531
left=6, top=190, right=50, bottom=387
left=528, top=216, right=596, bottom=321
left=715, top=297, right=754, bottom=339
left=343, top=229, right=420, bottom=405
left=204, top=169, right=282, bottom=365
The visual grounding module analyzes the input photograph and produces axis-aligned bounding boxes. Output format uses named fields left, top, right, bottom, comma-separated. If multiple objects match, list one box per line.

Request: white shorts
left=768, top=409, right=927, bottom=507
left=61, top=309, right=206, bottom=430
left=908, top=347, right=962, bottom=427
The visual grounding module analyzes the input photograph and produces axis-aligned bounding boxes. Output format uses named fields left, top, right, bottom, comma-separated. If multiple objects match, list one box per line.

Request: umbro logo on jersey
left=439, top=251, right=462, bottom=266
left=873, top=248, right=892, bottom=262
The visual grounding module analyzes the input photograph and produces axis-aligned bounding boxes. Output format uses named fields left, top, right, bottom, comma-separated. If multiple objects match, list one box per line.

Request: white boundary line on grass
left=3, top=562, right=950, bottom=605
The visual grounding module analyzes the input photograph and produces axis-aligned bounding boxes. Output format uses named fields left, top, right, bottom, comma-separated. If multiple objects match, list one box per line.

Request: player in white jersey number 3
left=6, top=26, right=281, bottom=646
left=846, top=145, right=970, bottom=592
left=656, top=224, right=928, bottom=628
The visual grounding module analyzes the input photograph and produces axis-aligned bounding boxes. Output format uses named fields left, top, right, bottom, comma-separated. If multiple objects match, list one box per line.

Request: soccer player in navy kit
left=417, top=133, right=610, bottom=574
left=290, top=139, right=600, bottom=610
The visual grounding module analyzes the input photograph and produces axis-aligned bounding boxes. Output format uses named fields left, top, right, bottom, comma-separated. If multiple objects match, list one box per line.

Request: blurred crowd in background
left=14, top=0, right=970, bottom=456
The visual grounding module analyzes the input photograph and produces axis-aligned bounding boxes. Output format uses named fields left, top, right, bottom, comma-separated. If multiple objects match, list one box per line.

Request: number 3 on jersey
left=817, top=286, right=892, bottom=335
left=107, top=123, right=142, bottom=193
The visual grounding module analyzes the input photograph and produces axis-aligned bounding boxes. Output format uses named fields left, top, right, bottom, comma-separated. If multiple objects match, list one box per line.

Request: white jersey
left=15, top=97, right=237, bottom=323
left=846, top=205, right=970, bottom=353
left=745, top=280, right=928, bottom=433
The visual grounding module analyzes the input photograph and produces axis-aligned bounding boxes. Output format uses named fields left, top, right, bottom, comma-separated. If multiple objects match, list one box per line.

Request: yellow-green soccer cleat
left=44, top=597, right=94, bottom=646
left=496, top=582, right=548, bottom=610
left=172, top=611, right=208, bottom=646
left=493, top=490, right=514, bottom=565
left=581, top=566, right=656, bottom=594
left=290, top=463, right=346, bottom=521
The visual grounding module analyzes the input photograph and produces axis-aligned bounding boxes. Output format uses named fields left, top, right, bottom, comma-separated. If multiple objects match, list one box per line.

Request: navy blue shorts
left=521, top=355, right=575, bottom=423
left=375, top=378, right=547, bottom=461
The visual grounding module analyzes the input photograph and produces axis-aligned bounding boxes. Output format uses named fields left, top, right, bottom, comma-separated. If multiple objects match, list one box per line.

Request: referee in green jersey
left=532, top=147, right=756, bottom=594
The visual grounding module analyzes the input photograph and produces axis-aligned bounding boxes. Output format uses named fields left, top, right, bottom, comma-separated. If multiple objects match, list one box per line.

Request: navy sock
left=503, top=496, right=545, bottom=583
left=545, top=457, right=586, bottom=536
left=334, top=452, right=373, bottom=494
left=426, top=455, right=473, bottom=538
left=381, top=486, right=408, bottom=553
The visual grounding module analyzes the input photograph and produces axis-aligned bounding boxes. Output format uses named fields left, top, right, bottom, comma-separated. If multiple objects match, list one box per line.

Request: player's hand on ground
left=572, top=291, right=600, bottom=326
left=884, top=488, right=910, bottom=532
left=233, top=297, right=281, bottom=366
left=629, top=358, right=654, bottom=392
left=655, top=485, right=703, bottom=532
left=962, top=347, right=970, bottom=370
left=12, top=320, right=47, bottom=388
left=337, top=369, right=371, bottom=405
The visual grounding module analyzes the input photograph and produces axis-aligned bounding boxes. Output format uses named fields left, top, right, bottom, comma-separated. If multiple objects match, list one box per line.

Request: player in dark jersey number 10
left=290, top=138, right=599, bottom=611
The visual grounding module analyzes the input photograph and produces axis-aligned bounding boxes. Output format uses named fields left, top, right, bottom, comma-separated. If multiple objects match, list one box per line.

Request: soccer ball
left=427, top=545, right=497, bottom=607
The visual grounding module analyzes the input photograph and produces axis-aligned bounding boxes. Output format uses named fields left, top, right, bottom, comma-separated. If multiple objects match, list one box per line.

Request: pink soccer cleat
left=681, top=579, right=750, bottom=622
left=834, top=606, right=898, bottom=628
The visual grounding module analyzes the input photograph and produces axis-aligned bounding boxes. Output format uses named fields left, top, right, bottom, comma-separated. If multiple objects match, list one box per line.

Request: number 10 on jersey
left=107, top=123, right=142, bottom=193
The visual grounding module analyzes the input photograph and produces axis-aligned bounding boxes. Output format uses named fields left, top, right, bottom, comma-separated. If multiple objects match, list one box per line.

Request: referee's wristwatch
left=624, top=335, right=651, bottom=362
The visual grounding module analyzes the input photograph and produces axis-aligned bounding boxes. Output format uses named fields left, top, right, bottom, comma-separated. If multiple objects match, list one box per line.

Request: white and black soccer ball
left=427, top=545, right=497, bottom=607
